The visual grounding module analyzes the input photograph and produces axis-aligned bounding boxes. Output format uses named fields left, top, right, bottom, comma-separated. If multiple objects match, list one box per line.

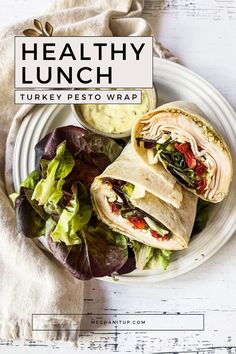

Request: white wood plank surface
left=1, top=1, right=236, bottom=353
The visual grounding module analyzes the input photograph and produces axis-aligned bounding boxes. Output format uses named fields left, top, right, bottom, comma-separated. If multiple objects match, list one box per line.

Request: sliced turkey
left=132, top=101, right=233, bottom=203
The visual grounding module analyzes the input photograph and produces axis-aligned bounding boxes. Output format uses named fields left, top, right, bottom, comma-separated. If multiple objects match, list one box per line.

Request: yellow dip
left=80, top=90, right=150, bottom=134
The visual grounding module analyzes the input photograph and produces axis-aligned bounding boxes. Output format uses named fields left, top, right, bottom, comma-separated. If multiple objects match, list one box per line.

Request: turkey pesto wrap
left=132, top=101, right=233, bottom=203
left=91, top=144, right=198, bottom=251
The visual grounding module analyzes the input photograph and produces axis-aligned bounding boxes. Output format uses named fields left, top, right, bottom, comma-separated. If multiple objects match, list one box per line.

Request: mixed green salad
left=10, top=126, right=210, bottom=280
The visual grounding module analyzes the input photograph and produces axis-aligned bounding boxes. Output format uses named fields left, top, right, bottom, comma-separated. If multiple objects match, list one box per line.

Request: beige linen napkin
left=1, top=0, right=174, bottom=343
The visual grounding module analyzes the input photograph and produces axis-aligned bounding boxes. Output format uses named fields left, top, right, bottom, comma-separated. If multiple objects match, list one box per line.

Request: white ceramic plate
left=13, top=58, right=236, bottom=284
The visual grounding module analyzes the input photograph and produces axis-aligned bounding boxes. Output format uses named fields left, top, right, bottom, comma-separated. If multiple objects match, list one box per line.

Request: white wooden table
left=1, top=1, right=236, bottom=353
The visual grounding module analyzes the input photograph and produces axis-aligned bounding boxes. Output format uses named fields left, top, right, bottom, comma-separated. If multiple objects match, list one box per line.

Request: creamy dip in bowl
left=71, top=87, right=157, bottom=139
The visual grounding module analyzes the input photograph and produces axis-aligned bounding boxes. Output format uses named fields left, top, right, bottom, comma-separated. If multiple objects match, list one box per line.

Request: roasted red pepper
left=196, top=178, right=207, bottom=194
left=173, top=142, right=208, bottom=191
left=198, top=145, right=203, bottom=152
left=174, top=142, right=190, bottom=153
left=128, top=216, right=147, bottom=229
left=195, top=160, right=207, bottom=176
left=150, top=230, right=169, bottom=240
left=150, top=230, right=162, bottom=239
left=184, top=150, right=197, bottom=169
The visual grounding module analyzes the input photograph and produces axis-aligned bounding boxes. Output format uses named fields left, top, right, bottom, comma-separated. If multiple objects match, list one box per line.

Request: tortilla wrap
left=132, top=101, right=233, bottom=203
left=91, top=144, right=198, bottom=251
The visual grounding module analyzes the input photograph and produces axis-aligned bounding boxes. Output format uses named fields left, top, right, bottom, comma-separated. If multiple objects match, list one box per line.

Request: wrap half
left=132, top=101, right=233, bottom=203
left=91, top=144, right=198, bottom=251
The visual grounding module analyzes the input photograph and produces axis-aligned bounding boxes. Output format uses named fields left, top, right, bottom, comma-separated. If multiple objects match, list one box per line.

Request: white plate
left=13, top=58, right=236, bottom=284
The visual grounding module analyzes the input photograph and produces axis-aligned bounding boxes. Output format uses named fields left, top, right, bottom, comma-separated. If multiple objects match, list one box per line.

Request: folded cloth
left=1, top=0, right=173, bottom=343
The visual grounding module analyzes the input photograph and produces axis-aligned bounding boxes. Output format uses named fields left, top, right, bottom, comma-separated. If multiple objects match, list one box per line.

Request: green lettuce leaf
left=131, top=241, right=153, bottom=270
left=122, top=183, right=134, bottom=198
left=21, top=170, right=40, bottom=189
left=56, top=150, right=75, bottom=179
left=43, top=179, right=65, bottom=216
left=45, top=217, right=57, bottom=237
left=9, top=170, right=40, bottom=205
left=50, top=183, right=92, bottom=246
left=146, top=249, right=172, bottom=270
left=130, top=240, right=172, bottom=271
left=32, top=141, right=74, bottom=205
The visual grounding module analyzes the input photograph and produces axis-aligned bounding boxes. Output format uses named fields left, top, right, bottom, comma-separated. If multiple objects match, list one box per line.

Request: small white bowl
left=71, top=87, right=157, bottom=139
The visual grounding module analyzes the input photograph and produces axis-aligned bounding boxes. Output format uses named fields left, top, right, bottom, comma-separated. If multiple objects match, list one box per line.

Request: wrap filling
left=102, top=177, right=171, bottom=241
left=137, top=136, right=209, bottom=195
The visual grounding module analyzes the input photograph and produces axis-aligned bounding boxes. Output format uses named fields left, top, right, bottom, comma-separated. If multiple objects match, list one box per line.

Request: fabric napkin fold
left=0, top=0, right=174, bottom=343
